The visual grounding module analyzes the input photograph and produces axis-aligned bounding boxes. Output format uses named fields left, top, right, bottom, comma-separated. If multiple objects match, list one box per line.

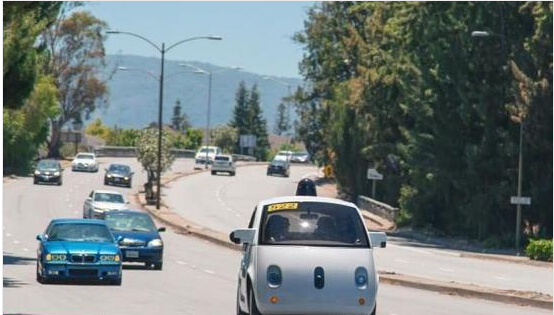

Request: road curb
left=379, top=272, right=553, bottom=310
left=139, top=164, right=552, bottom=310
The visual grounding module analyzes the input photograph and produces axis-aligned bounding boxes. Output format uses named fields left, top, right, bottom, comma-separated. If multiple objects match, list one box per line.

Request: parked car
left=211, top=154, right=236, bottom=176
left=103, top=210, right=165, bottom=270
left=194, top=146, right=221, bottom=169
left=36, top=218, right=122, bottom=285
left=34, top=159, right=63, bottom=185
left=83, top=190, right=128, bottom=219
left=267, top=159, right=290, bottom=177
left=230, top=196, right=387, bottom=315
left=104, top=163, right=133, bottom=187
left=71, top=152, right=99, bottom=172
left=291, top=151, right=310, bottom=163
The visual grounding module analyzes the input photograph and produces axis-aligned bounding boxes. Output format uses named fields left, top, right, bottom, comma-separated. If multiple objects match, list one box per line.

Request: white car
left=211, top=154, right=236, bottom=176
left=83, top=190, right=129, bottom=219
left=230, top=196, right=386, bottom=315
left=72, top=152, right=99, bottom=172
left=274, top=150, right=293, bottom=162
left=194, top=146, right=222, bottom=169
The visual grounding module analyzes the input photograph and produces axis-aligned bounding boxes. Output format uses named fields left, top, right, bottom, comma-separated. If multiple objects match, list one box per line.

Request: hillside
left=88, top=54, right=303, bottom=130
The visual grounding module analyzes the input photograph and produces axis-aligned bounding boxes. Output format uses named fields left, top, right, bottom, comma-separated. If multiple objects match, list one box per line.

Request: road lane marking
left=74, top=211, right=78, bottom=214
left=22, top=248, right=29, bottom=252
left=5, top=233, right=11, bottom=237
left=176, top=260, right=188, bottom=265
left=439, top=267, right=454, bottom=272
left=203, top=269, right=215, bottom=274
left=13, top=240, right=19, bottom=244
left=394, top=258, right=408, bottom=263
left=494, top=275, right=511, bottom=281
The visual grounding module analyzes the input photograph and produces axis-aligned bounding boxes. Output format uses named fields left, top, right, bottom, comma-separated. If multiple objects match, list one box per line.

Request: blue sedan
left=36, top=218, right=122, bottom=285
left=103, top=210, right=165, bottom=270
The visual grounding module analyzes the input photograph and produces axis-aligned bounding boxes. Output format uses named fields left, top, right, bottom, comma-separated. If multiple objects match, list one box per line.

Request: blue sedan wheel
left=36, top=261, right=47, bottom=284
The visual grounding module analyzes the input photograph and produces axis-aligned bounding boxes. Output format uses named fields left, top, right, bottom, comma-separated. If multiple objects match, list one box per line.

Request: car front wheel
left=110, top=277, right=122, bottom=286
left=36, top=261, right=46, bottom=284
left=248, top=287, right=262, bottom=315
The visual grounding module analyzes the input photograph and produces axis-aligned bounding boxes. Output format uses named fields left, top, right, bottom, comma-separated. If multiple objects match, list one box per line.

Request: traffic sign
left=367, top=168, right=383, bottom=180
left=239, top=135, right=257, bottom=148
left=510, top=196, right=531, bottom=205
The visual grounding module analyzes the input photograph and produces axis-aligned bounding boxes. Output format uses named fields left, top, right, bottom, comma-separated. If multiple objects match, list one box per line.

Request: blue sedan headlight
left=45, top=253, right=67, bottom=261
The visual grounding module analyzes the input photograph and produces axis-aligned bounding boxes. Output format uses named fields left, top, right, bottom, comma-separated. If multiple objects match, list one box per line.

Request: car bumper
left=72, top=164, right=96, bottom=171
left=212, top=166, right=235, bottom=172
left=105, top=177, right=131, bottom=186
left=267, top=168, right=287, bottom=175
left=119, top=246, right=163, bottom=263
left=34, top=175, right=61, bottom=182
left=40, top=262, right=121, bottom=281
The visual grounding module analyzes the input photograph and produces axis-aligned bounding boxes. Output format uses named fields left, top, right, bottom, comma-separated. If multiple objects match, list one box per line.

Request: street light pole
left=516, top=120, right=524, bottom=251
left=107, top=30, right=222, bottom=209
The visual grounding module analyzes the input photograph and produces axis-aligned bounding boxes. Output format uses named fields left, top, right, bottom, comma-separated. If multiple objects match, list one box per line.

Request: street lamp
left=107, top=30, right=222, bottom=209
left=263, top=76, right=292, bottom=136
left=472, top=29, right=525, bottom=252
left=179, top=64, right=242, bottom=168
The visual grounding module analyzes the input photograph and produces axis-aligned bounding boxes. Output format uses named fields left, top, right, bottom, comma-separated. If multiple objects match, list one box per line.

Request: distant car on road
left=211, top=154, right=236, bottom=176
left=103, top=210, right=165, bottom=270
left=36, top=218, right=122, bottom=285
left=194, top=145, right=221, bottom=169
left=267, top=159, right=290, bottom=177
left=34, top=159, right=63, bottom=185
left=104, top=163, right=133, bottom=187
left=291, top=151, right=310, bottom=163
left=274, top=150, right=293, bottom=162
left=230, top=196, right=387, bottom=315
left=83, top=190, right=128, bottom=219
left=71, top=152, right=99, bottom=172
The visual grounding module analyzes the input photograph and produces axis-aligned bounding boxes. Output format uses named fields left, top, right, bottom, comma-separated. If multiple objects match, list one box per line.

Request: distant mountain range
left=88, top=54, right=303, bottom=131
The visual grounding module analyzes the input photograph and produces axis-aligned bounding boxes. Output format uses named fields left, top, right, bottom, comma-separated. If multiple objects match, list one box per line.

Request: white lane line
left=494, top=275, right=511, bottom=281
left=203, top=269, right=215, bottom=274
left=394, top=258, right=408, bottom=263
left=388, top=244, right=432, bottom=255
left=215, top=182, right=242, bottom=218
left=68, top=204, right=73, bottom=208
left=175, top=260, right=188, bottom=265
left=13, top=240, right=19, bottom=244
left=5, top=232, right=11, bottom=237
left=439, top=267, right=454, bottom=273
left=22, top=248, right=29, bottom=252
left=191, top=265, right=197, bottom=269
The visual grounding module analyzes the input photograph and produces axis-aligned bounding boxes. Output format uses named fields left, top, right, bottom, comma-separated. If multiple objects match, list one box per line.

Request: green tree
left=136, top=128, right=175, bottom=187
left=171, top=99, right=190, bottom=132
left=84, top=118, right=111, bottom=141
left=230, top=81, right=250, bottom=153
left=211, top=125, right=238, bottom=153
left=42, top=9, right=111, bottom=157
left=247, top=84, right=270, bottom=161
left=3, top=1, right=62, bottom=109
left=274, top=102, right=290, bottom=136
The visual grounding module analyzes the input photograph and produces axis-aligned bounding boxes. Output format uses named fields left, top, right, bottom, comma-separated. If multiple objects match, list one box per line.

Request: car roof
left=76, top=152, right=94, bottom=155
left=93, top=189, right=124, bottom=195
left=109, top=163, right=130, bottom=167
left=258, top=195, right=357, bottom=209
left=104, top=209, right=147, bottom=215
left=50, top=218, right=106, bottom=225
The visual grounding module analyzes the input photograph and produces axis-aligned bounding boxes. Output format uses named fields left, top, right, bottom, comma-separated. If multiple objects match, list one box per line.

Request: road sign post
left=367, top=168, right=383, bottom=199
left=511, top=196, right=531, bottom=253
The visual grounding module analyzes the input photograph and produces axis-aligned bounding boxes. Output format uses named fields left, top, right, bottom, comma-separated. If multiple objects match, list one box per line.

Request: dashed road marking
left=439, top=267, right=454, bottom=273
left=6, top=233, right=11, bottom=237
left=203, top=269, right=215, bottom=274
left=13, top=240, right=19, bottom=244
left=395, top=258, right=408, bottom=263
left=74, top=210, right=78, bottom=214
left=175, top=260, right=187, bottom=265
left=494, top=275, right=511, bottom=281
left=22, top=248, right=29, bottom=252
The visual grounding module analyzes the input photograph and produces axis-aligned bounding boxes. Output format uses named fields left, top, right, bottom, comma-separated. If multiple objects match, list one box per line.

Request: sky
left=82, top=1, right=315, bottom=79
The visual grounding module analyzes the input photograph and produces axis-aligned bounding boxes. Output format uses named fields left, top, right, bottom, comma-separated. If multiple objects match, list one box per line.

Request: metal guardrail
left=357, top=195, right=399, bottom=222
left=93, top=146, right=256, bottom=161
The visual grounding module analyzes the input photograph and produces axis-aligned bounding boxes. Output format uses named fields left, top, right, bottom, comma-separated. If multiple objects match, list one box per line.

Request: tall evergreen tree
left=171, top=99, right=189, bottom=132
left=230, top=81, right=250, bottom=153
left=247, top=84, right=270, bottom=161
left=274, top=102, right=290, bottom=136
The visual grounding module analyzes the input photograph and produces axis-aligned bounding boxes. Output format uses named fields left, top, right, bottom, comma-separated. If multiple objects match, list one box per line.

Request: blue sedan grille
left=71, top=254, right=96, bottom=263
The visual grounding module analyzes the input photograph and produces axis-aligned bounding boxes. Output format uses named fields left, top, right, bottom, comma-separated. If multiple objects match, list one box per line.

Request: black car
left=267, top=159, right=290, bottom=177
left=34, top=159, right=63, bottom=185
left=103, top=210, right=165, bottom=270
left=104, top=164, right=133, bottom=187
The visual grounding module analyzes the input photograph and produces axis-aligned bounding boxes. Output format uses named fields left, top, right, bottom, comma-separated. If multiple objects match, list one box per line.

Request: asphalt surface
left=2, top=158, right=550, bottom=315
left=164, top=164, right=552, bottom=295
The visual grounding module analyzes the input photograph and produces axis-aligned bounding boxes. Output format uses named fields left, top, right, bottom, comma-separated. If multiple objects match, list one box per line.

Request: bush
left=525, top=239, right=553, bottom=261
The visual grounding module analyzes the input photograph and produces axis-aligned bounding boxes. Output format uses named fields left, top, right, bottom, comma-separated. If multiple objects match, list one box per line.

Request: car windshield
left=215, top=156, right=230, bottom=161
left=199, top=148, right=215, bottom=153
left=105, top=213, right=157, bottom=232
left=271, top=160, right=286, bottom=166
left=47, top=223, right=113, bottom=242
left=76, top=154, right=94, bottom=159
left=259, top=202, right=369, bottom=247
left=94, top=193, right=124, bottom=203
left=37, top=160, right=59, bottom=170
left=109, top=164, right=130, bottom=173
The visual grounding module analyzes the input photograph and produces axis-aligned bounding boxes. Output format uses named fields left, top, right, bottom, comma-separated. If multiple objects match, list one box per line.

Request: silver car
left=83, top=190, right=129, bottom=219
left=230, top=196, right=386, bottom=315
left=211, top=154, right=236, bottom=176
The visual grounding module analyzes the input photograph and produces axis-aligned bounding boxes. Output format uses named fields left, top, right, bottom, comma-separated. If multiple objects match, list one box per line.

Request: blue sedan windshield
left=47, top=223, right=114, bottom=242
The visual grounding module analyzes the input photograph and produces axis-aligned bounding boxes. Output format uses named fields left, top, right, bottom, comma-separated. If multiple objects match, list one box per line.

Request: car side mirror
left=104, top=168, right=108, bottom=172
left=369, top=231, right=387, bottom=248
left=115, top=235, right=124, bottom=244
left=229, top=229, right=255, bottom=245
left=157, top=227, right=166, bottom=232
left=36, top=234, right=42, bottom=241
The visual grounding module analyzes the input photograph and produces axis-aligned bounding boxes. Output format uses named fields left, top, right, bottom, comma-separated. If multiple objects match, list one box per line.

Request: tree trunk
left=48, top=120, right=62, bottom=158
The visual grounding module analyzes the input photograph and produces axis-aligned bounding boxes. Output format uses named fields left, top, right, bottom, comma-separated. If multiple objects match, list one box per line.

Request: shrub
left=525, top=239, right=553, bottom=261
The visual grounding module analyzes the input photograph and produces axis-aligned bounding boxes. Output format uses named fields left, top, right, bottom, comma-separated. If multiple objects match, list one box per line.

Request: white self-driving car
left=72, top=152, right=99, bottom=172
left=230, top=196, right=386, bottom=315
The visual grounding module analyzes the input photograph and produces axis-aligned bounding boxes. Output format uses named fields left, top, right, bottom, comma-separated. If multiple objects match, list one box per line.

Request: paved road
left=164, top=164, right=552, bottom=295
left=3, top=158, right=550, bottom=315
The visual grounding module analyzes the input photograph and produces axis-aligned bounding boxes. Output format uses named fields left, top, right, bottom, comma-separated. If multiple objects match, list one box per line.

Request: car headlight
left=46, top=253, right=66, bottom=261
left=124, top=177, right=129, bottom=180
left=93, top=207, right=105, bottom=213
left=34, top=170, right=40, bottom=175
left=54, top=171, right=60, bottom=176
left=107, top=174, right=112, bottom=178
left=147, top=239, right=163, bottom=248
left=100, top=254, right=120, bottom=262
